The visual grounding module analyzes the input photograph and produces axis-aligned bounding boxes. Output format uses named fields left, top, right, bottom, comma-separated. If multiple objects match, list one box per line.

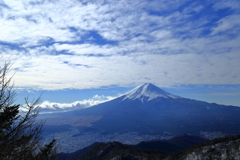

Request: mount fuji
left=42, top=83, right=240, bottom=137
left=122, top=83, right=180, bottom=102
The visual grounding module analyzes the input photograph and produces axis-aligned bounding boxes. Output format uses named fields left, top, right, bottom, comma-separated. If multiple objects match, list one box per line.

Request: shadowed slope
left=41, top=83, right=240, bottom=136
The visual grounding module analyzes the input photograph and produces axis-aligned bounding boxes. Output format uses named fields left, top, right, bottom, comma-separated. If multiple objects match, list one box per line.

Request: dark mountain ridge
left=77, top=134, right=240, bottom=160
left=58, top=134, right=207, bottom=160
left=132, top=134, right=208, bottom=152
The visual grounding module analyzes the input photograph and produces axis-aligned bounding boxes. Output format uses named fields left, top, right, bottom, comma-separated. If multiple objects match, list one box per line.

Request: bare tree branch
left=0, top=60, right=56, bottom=160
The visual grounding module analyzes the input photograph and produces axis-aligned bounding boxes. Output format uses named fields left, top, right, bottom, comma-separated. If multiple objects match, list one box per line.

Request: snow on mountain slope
left=36, top=83, right=180, bottom=113
left=122, top=83, right=181, bottom=102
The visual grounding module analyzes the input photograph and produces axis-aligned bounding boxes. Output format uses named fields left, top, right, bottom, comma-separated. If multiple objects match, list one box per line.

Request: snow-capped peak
left=122, top=83, right=180, bottom=102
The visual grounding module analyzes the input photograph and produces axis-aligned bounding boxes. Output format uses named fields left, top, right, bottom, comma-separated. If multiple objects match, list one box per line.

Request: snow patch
left=122, top=83, right=181, bottom=102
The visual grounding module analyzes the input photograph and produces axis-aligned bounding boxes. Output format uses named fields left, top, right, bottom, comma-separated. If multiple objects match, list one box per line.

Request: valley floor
left=42, top=128, right=226, bottom=153
left=43, top=129, right=170, bottom=153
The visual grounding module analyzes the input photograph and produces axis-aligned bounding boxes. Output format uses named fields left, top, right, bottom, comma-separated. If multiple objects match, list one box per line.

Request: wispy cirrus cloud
left=211, top=14, right=240, bottom=35
left=0, top=0, right=239, bottom=90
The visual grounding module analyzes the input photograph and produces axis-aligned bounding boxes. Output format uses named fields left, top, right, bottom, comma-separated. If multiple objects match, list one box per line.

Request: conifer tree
left=0, top=61, right=56, bottom=160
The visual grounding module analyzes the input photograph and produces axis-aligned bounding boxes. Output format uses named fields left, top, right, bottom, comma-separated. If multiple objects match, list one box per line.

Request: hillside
left=132, top=134, right=207, bottom=152
left=77, top=135, right=240, bottom=160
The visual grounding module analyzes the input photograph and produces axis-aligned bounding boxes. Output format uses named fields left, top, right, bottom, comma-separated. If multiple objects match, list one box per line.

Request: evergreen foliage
left=36, top=139, right=57, bottom=160
left=0, top=61, right=56, bottom=160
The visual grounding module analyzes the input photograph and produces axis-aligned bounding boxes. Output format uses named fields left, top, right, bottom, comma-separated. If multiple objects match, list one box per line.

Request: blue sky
left=0, top=0, right=240, bottom=108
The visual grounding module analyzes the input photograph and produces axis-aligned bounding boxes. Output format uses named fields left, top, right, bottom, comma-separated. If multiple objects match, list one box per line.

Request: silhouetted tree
left=0, top=61, right=56, bottom=160
left=35, top=139, right=57, bottom=160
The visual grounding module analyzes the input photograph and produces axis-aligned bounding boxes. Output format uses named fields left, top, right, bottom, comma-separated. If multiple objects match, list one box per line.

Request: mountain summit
left=122, top=83, right=180, bottom=102
left=42, top=82, right=240, bottom=152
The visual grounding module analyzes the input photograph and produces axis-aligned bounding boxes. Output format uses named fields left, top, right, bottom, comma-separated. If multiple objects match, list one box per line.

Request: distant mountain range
left=40, top=83, right=240, bottom=152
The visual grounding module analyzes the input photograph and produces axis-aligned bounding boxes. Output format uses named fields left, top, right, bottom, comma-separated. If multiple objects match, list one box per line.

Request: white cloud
left=1, top=46, right=238, bottom=90
left=0, top=0, right=240, bottom=90
left=30, top=94, right=115, bottom=113
left=211, top=15, right=240, bottom=35
left=0, top=0, right=188, bottom=44
left=213, top=0, right=240, bottom=11
left=53, top=43, right=116, bottom=55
